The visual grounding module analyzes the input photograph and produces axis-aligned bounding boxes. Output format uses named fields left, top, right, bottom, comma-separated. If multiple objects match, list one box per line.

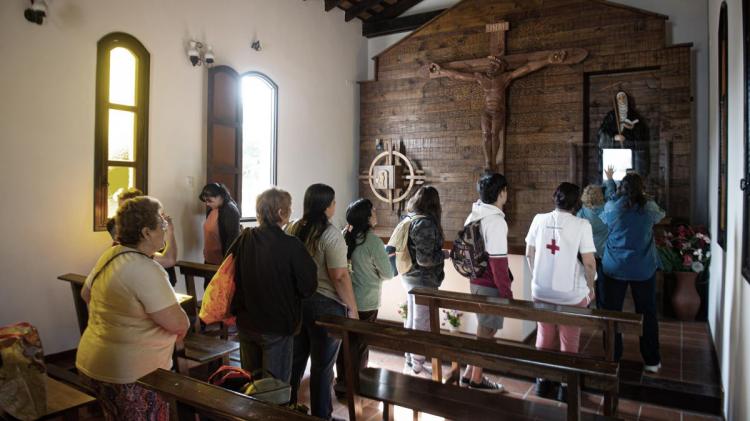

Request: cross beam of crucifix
left=421, top=22, right=588, bottom=173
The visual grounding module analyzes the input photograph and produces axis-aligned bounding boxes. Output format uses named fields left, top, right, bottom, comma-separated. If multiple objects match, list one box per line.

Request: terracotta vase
left=672, top=271, right=700, bottom=321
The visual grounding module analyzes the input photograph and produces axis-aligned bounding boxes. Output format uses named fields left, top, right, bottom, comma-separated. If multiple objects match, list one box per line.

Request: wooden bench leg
left=603, top=391, right=618, bottom=416
left=567, top=373, right=581, bottom=421
left=412, top=409, right=419, bottom=421
left=428, top=304, right=442, bottom=382
left=382, top=402, right=394, bottom=421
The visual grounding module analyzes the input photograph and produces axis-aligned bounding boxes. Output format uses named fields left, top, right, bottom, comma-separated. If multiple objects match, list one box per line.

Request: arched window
left=93, top=32, right=150, bottom=231
left=240, top=72, right=278, bottom=220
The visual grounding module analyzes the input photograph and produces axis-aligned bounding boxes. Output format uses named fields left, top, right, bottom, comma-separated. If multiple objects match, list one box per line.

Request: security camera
left=24, top=0, right=47, bottom=25
left=203, top=46, right=214, bottom=66
left=188, top=41, right=201, bottom=66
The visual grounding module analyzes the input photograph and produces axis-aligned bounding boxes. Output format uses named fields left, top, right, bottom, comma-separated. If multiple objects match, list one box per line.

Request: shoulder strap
left=88, top=250, right=150, bottom=290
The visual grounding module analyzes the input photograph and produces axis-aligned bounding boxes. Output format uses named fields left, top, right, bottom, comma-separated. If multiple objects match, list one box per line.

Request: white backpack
left=387, top=215, right=425, bottom=275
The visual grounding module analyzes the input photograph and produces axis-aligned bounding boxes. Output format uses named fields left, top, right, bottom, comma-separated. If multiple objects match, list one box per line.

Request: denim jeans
left=290, top=293, right=346, bottom=420
left=335, top=309, right=378, bottom=387
left=238, top=331, right=294, bottom=383
left=601, top=274, right=661, bottom=365
left=595, top=257, right=605, bottom=309
left=402, top=279, right=433, bottom=365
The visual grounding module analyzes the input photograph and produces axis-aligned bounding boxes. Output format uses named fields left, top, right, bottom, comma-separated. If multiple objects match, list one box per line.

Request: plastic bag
left=0, top=322, right=47, bottom=420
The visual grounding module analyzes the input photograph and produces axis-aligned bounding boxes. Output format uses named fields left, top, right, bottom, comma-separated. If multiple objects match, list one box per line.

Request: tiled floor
left=294, top=321, right=722, bottom=421
left=578, top=320, right=720, bottom=385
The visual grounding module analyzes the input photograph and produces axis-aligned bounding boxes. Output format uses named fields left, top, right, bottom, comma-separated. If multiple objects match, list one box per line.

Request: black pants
left=335, top=309, right=378, bottom=386
left=601, top=274, right=661, bottom=365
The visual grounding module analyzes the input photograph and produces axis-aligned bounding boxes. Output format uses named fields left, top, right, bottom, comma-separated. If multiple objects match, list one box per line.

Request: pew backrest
left=175, top=260, right=218, bottom=333
left=318, top=315, right=618, bottom=389
left=58, top=273, right=88, bottom=334
left=411, top=287, right=642, bottom=335
left=320, top=315, right=619, bottom=421
left=138, top=369, right=316, bottom=420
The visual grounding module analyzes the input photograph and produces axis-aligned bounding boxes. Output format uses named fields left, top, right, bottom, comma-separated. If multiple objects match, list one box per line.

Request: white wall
left=0, top=0, right=366, bottom=353
left=706, top=0, right=750, bottom=419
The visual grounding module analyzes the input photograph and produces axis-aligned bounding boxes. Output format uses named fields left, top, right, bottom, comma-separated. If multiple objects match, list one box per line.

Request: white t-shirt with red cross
left=525, top=210, right=596, bottom=305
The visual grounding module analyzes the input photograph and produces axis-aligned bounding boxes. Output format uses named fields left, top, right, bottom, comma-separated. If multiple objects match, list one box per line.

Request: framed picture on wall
left=718, top=2, right=729, bottom=250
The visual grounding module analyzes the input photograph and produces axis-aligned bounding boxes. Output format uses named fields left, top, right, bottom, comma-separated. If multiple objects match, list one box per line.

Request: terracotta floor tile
left=638, top=403, right=682, bottom=421
left=683, top=411, right=724, bottom=420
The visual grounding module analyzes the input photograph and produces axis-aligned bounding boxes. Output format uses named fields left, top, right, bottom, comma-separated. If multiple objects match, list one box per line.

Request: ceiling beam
left=363, top=9, right=444, bottom=38
left=373, top=0, right=424, bottom=21
left=324, top=0, right=343, bottom=12
left=345, top=0, right=383, bottom=22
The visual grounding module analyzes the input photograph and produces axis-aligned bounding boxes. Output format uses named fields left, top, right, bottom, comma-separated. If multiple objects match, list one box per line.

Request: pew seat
left=38, top=375, right=96, bottom=420
left=359, top=367, right=614, bottom=421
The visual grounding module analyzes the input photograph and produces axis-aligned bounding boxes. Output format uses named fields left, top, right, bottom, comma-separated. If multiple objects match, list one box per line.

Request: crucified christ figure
left=429, top=50, right=570, bottom=172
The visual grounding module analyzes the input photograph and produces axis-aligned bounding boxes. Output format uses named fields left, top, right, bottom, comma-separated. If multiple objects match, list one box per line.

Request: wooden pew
left=319, top=315, right=620, bottom=421
left=175, top=260, right=219, bottom=334
left=57, top=273, right=237, bottom=375
left=38, top=375, right=97, bottom=420
left=410, top=287, right=643, bottom=415
left=138, top=369, right=317, bottom=421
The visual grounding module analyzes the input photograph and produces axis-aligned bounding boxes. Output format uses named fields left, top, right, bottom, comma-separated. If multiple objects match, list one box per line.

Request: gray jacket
left=402, top=215, right=445, bottom=288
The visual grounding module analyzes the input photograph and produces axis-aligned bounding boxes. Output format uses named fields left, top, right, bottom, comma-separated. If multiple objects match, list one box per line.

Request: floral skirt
left=80, top=374, right=169, bottom=421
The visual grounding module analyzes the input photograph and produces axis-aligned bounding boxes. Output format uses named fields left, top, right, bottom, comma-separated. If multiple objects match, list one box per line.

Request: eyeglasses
left=159, top=216, right=169, bottom=231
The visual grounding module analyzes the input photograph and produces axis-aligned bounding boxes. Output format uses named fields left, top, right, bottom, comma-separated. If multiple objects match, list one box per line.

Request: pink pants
left=535, top=296, right=590, bottom=353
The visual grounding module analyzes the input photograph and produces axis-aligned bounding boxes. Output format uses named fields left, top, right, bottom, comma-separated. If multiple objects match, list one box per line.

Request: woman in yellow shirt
left=76, top=196, right=189, bottom=420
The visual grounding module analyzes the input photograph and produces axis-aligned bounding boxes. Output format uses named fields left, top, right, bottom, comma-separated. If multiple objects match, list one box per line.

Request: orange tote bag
left=199, top=254, right=237, bottom=326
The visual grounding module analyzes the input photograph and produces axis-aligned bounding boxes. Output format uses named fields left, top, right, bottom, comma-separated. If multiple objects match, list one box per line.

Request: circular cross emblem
left=360, top=140, right=425, bottom=205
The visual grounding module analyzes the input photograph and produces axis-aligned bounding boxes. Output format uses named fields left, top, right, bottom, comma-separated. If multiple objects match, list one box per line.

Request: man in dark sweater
left=230, top=188, right=317, bottom=382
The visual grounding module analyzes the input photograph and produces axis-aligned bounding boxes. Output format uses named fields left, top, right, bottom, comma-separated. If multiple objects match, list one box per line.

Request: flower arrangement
left=398, top=302, right=408, bottom=320
left=656, top=225, right=711, bottom=273
left=441, top=309, right=463, bottom=328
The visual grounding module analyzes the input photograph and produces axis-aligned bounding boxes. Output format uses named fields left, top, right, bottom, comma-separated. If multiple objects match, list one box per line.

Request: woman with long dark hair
left=199, top=183, right=241, bottom=267
left=334, top=199, right=393, bottom=396
left=600, top=173, right=665, bottom=373
left=285, top=183, right=358, bottom=420
left=401, top=186, right=446, bottom=375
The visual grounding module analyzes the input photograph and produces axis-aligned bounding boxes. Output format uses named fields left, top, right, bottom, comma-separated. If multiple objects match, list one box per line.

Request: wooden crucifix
left=423, top=22, right=588, bottom=173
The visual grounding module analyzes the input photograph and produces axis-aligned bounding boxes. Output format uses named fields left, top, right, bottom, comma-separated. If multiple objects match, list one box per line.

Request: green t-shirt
left=349, top=231, right=393, bottom=311
left=287, top=221, right=349, bottom=303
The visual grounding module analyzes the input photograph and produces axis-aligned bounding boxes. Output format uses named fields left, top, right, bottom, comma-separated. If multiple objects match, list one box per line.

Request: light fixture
left=24, top=0, right=47, bottom=25
left=187, top=40, right=214, bottom=67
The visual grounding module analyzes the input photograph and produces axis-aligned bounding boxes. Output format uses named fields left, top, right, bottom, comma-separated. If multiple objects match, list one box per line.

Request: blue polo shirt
left=600, top=197, right=665, bottom=281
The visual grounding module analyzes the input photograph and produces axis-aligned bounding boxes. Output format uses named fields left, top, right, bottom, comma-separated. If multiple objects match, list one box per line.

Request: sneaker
left=535, top=378, right=555, bottom=398
left=644, top=362, right=662, bottom=373
left=459, top=376, right=471, bottom=387
left=469, top=376, right=505, bottom=393
left=556, top=384, right=568, bottom=402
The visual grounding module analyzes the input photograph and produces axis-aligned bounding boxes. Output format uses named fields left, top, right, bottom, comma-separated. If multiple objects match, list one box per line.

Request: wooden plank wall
left=360, top=0, right=693, bottom=245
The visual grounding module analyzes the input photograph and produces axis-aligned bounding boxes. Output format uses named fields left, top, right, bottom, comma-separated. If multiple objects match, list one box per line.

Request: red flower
left=683, top=254, right=693, bottom=267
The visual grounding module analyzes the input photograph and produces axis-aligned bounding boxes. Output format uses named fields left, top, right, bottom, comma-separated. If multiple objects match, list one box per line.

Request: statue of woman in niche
left=598, top=91, right=649, bottom=178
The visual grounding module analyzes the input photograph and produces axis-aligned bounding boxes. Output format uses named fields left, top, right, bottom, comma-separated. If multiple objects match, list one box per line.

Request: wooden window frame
left=718, top=3, right=729, bottom=249
left=239, top=71, right=279, bottom=222
left=743, top=0, right=750, bottom=281
left=93, top=32, right=150, bottom=231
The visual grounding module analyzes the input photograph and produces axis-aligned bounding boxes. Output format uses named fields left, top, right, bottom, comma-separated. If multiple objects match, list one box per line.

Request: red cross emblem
left=546, top=239, right=560, bottom=255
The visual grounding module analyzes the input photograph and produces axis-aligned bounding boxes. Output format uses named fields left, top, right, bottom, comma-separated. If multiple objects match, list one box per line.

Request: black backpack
left=450, top=220, right=488, bottom=278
